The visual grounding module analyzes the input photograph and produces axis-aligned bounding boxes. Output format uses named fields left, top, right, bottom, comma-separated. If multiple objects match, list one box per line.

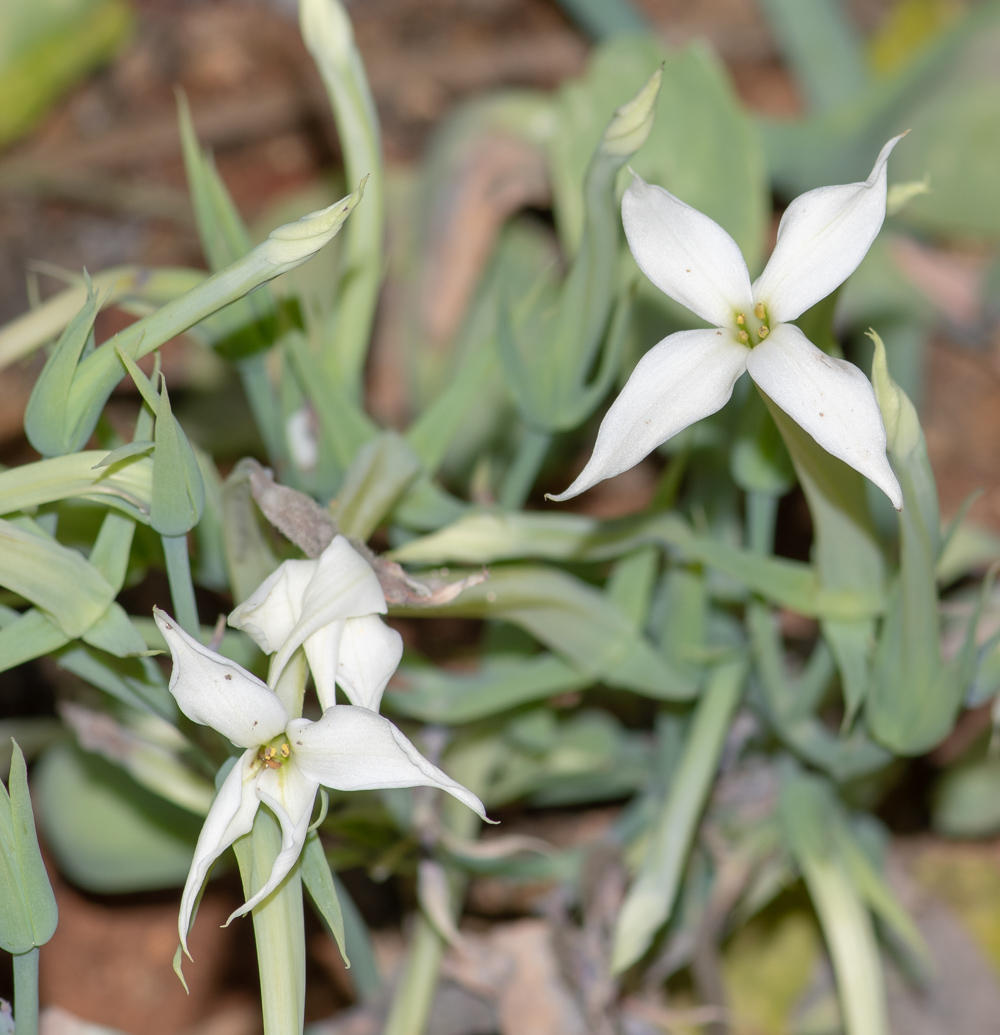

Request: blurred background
left=3, top=2, right=1000, bottom=1033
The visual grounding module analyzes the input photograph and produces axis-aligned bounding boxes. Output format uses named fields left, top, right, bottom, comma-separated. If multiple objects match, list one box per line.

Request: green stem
left=13, top=948, right=39, bottom=1035
left=161, top=534, right=199, bottom=637
left=381, top=912, right=449, bottom=1035
left=499, top=430, right=551, bottom=511
left=746, top=491, right=779, bottom=556
left=234, top=809, right=306, bottom=1035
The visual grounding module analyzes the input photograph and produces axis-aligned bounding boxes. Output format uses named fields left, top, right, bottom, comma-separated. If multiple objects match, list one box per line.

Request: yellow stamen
left=757, top=325, right=769, bottom=340
left=738, top=330, right=749, bottom=344
left=754, top=302, right=766, bottom=320
left=736, top=313, right=745, bottom=326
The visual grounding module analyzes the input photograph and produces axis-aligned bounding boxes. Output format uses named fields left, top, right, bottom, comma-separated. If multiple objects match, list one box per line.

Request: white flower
left=229, top=535, right=402, bottom=712
left=152, top=608, right=486, bottom=955
left=549, top=136, right=905, bottom=510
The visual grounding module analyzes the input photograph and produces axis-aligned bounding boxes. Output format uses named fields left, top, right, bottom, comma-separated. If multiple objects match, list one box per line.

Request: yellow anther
left=736, top=313, right=746, bottom=326
left=280, top=742, right=290, bottom=758
left=757, top=325, right=769, bottom=340
left=738, top=330, right=750, bottom=343
left=754, top=302, right=766, bottom=321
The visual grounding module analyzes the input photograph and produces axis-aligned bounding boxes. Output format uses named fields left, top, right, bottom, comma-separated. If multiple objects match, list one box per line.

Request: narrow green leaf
left=150, top=376, right=205, bottom=537
left=392, top=565, right=697, bottom=700
left=89, top=510, right=138, bottom=593
left=22, top=277, right=100, bottom=457
left=334, top=432, right=422, bottom=541
left=0, top=519, right=115, bottom=638
left=780, top=775, right=890, bottom=1035
left=29, top=181, right=366, bottom=456
left=81, top=602, right=148, bottom=658
left=611, top=660, right=745, bottom=972
left=92, top=440, right=155, bottom=470
left=0, top=451, right=153, bottom=522
left=0, top=744, right=37, bottom=954
left=387, top=653, right=588, bottom=724
left=0, top=609, right=69, bottom=676
left=301, top=0, right=384, bottom=394
left=9, top=742, right=57, bottom=948
left=756, top=0, right=869, bottom=113
left=301, top=830, right=349, bottom=965
left=867, top=333, right=955, bottom=753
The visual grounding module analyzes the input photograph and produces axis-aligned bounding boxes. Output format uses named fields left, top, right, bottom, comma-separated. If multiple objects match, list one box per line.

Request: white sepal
left=228, top=761, right=319, bottom=922
left=753, top=134, right=904, bottom=324
left=622, top=175, right=753, bottom=327
left=288, top=709, right=487, bottom=819
left=154, top=608, right=288, bottom=748
left=746, top=323, right=903, bottom=509
left=269, top=537, right=387, bottom=686
left=548, top=329, right=749, bottom=501
left=178, top=749, right=260, bottom=956
left=228, top=560, right=317, bottom=654
left=336, top=614, right=404, bottom=711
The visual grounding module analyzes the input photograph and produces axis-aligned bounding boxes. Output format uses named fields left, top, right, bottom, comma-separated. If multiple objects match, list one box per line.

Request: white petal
left=303, top=620, right=346, bottom=711
left=547, top=329, right=749, bottom=501
left=153, top=608, right=288, bottom=747
left=746, top=323, right=902, bottom=509
left=226, top=760, right=318, bottom=922
left=178, top=749, right=260, bottom=956
left=336, top=615, right=404, bottom=711
left=227, top=559, right=316, bottom=653
left=269, top=537, right=388, bottom=685
left=753, top=135, right=904, bottom=324
left=288, top=709, right=487, bottom=819
left=622, top=174, right=753, bottom=327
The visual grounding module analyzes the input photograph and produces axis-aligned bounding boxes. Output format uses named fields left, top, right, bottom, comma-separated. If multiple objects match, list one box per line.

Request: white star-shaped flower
left=152, top=608, right=485, bottom=956
left=229, top=535, right=402, bottom=712
left=550, top=136, right=905, bottom=510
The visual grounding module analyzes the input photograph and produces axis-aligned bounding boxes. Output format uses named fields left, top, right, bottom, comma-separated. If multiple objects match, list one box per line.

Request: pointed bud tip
left=601, top=67, right=662, bottom=159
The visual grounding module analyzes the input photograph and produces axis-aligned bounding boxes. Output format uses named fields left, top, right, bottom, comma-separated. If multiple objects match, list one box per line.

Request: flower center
left=734, top=302, right=770, bottom=346
left=258, top=736, right=291, bottom=770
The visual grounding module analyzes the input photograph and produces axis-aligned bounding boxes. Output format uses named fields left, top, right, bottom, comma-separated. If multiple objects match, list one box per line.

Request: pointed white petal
left=288, top=709, right=486, bottom=819
left=547, top=329, right=749, bottom=501
left=226, top=761, right=318, bottom=922
left=269, top=537, right=387, bottom=685
left=178, top=750, right=260, bottom=956
left=622, top=175, right=753, bottom=327
left=746, top=323, right=902, bottom=509
left=753, top=135, right=904, bottom=324
left=336, top=615, right=404, bottom=711
left=154, top=608, right=288, bottom=747
left=227, top=559, right=316, bottom=653
left=303, top=620, right=346, bottom=711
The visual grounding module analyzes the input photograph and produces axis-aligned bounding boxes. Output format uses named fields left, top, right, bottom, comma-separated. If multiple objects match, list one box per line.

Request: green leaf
left=867, top=333, right=959, bottom=753
left=81, top=601, right=148, bottom=658
left=748, top=604, right=891, bottom=782
left=0, top=609, right=69, bottom=675
left=0, top=518, right=115, bottom=638
left=550, top=38, right=766, bottom=265
left=334, top=432, right=422, bottom=541
left=611, top=660, right=745, bottom=972
left=301, top=830, right=349, bottom=965
left=33, top=742, right=200, bottom=893
left=301, top=0, right=385, bottom=394
left=932, top=756, right=1000, bottom=838
left=780, top=775, right=890, bottom=1035
left=499, top=70, right=659, bottom=432
left=0, top=451, right=153, bottom=522
left=755, top=0, right=869, bottom=113
left=390, top=510, right=883, bottom=620
left=392, top=565, right=697, bottom=700
left=27, top=181, right=367, bottom=456
left=150, top=376, right=206, bottom=537
left=57, top=644, right=176, bottom=721
left=23, top=275, right=102, bottom=457
left=387, top=653, right=588, bottom=724
left=0, top=742, right=58, bottom=952
left=221, top=460, right=281, bottom=605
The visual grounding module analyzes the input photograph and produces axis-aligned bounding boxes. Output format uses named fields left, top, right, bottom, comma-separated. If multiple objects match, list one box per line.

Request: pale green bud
left=600, top=67, right=662, bottom=159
